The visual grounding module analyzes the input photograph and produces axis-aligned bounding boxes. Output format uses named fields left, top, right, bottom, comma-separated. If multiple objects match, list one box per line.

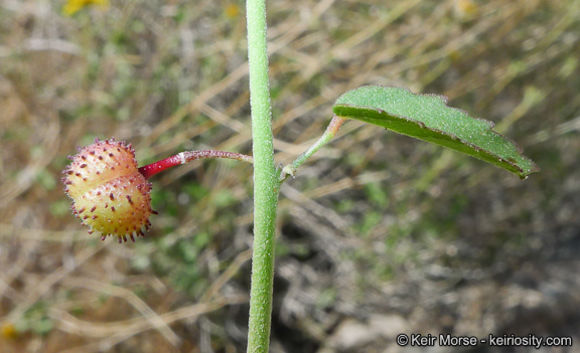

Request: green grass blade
left=333, top=86, right=538, bottom=179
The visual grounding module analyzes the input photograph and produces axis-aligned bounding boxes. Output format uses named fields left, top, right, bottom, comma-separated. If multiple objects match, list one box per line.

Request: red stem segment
left=138, top=150, right=254, bottom=179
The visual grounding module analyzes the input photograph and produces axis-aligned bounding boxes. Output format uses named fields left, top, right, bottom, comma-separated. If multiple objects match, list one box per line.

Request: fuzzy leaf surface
left=333, top=86, right=538, bottom=178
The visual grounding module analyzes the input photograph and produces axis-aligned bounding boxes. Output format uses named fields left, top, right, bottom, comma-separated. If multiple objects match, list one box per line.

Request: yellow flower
left=1, top=322, right=18, bottom=339
left=63, top=0, right=109, bottom=16
left=454, top=0, right=478, bottom=20
left=225, top=3, right=240, bottom=19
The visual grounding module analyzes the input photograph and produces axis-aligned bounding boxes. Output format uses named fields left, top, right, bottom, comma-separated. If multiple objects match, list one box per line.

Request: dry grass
left=1, top=0, right=579, bottom=352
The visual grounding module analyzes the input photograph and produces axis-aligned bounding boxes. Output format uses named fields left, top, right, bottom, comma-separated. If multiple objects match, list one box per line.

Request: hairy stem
left=246, top=0, right=278, bottom=352
left=138, top=150, right=253, bottom=179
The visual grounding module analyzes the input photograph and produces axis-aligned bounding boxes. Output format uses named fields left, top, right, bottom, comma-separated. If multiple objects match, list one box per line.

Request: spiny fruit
left=63, top=138, right=156, bottom=243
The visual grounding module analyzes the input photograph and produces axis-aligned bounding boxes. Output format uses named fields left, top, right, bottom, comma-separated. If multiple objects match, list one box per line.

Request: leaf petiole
left=280, top=115, right=346, bottom=181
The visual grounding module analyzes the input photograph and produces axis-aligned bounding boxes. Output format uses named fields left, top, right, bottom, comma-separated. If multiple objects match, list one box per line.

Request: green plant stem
left=245, top=0, right=278, bottom=352
left=281, top=115, right=346, bottom=181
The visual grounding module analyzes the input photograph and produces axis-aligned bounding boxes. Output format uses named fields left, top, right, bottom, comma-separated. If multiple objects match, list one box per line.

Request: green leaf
left=333, top=86, right=538, bottom=179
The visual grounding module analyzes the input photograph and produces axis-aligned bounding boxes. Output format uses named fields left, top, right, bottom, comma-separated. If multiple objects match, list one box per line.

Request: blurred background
left=1, top=0, right=579, bottom=352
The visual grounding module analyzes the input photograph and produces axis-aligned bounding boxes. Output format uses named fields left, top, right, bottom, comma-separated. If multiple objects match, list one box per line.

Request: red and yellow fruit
left=62, top=138, right=154, bottom=242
